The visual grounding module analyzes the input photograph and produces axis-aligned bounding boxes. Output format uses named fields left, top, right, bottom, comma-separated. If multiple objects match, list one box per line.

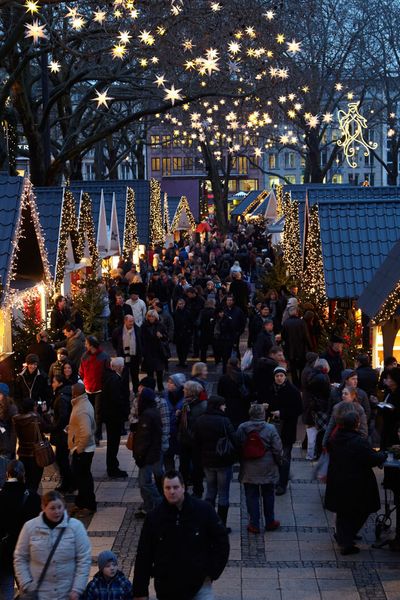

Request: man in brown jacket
left=68, top=382, right=97, bottom=515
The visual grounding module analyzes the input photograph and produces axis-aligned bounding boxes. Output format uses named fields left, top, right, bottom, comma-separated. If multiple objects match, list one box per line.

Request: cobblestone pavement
left=42, top=359, right=400, bottom=599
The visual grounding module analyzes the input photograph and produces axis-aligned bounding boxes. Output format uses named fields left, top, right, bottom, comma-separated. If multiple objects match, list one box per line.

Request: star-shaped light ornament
left=25, top=0, right=39, bottom=14
left=307, top=114, right=320, bottom=128
left=71, top=16, right=85, bottom=30
left=139, top=30, right=155, bottom=45
left=228, top=41, right=241, bottom=55
left=264, top=10, right=275, bottom=20
left=48, top=60, right=61, bottom=73
left=323, top=112, right=333, bottom=123
left=211, top=2, right=221, bottom=11
left=276, top=33, right=285, bottom=44
left=254, top=148, right=263, bottom=158
left=182, top=39, right=195, bottom=52
left=335, top=83, right=343, bottom=91
left=287, top=39, right=301, bottom=54
left=164, top=85, right=183, bottom=105
left=111, top=44, right=127, bottom=59
left=25, top=20, right=47, bottom=43
left=92, top=89, right=113, bottom=109
left=119, top=31, right=132, bottom=44
left=94, top=10, right=106, bottom=23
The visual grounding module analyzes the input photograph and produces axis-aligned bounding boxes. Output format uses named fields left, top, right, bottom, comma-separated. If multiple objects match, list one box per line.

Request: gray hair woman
left=237, top=404, right=283, bottom=534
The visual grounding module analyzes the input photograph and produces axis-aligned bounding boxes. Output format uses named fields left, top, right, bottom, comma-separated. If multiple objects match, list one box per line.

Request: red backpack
left=242, top=429, right=267, bottom=459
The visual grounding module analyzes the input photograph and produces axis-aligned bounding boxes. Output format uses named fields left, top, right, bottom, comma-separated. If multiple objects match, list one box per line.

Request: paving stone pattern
left=41, top=358, right=400, bottom=599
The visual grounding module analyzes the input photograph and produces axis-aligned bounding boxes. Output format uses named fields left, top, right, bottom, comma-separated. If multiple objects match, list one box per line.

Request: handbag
left=126, top=430, right=136, bottom=451
left=15, top=526, right=65, bottom=600
left=33, top=421, right=55, bottom=468
left=215, top=422, right=236, bottom=462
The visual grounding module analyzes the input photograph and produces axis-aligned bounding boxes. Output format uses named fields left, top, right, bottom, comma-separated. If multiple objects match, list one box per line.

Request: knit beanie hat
left=274, top=366, right=287, bottom=376
left=139, top=376, right=156, bottom=390
left=169, top=373, right=186, bottom=390
left=26, top=354, right=39, bottom=365
left=341, top=369, right=356, bottom=383
left=0, top=383, right=9, bottom=395
left=98, top=550, right=117, bottom=571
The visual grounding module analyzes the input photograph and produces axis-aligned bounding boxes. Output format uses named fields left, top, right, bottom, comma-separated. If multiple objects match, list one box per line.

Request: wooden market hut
left=0, top=175, right=51, bottom=377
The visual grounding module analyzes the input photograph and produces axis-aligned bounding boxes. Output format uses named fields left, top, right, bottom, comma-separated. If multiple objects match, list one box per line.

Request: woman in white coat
left=14, top=490, right=91, bottom=600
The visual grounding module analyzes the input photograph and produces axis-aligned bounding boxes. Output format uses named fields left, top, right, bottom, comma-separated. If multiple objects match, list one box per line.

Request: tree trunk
left=69, top=156, right=83, bottom=180
left=201, top=141, right=228, bottom=232
left=304, top=131, right=324, bottom=183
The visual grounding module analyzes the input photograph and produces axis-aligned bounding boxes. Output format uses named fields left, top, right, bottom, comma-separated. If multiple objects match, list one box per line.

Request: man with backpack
left=237, top=404, right=282, bottom=534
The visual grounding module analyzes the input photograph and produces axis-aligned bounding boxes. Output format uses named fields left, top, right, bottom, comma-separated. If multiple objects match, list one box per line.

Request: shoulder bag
left=15, top=526, right=65, bottom=600
left=215, top=421, right=236, bottom=462
left=33, top=421, right=55, bottom=468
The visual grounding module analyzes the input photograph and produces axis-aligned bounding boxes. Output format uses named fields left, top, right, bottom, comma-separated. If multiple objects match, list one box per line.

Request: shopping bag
left=241, top=348, right=253, bottom=371
left=313, top=452, right=329, bottom=483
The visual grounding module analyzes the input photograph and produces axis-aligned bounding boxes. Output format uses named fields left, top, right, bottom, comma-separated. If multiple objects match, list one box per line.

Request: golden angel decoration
left=337, top=102, right=378, bottom=168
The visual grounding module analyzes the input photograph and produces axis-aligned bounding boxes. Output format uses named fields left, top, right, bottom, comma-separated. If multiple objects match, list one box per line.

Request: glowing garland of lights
left=337, top=102, right=378, bottom=169
left=171, top=195, right=196, bottom=231
left=374, top=281, right=400, bottom=323
left=55, top=186, right=80, bottom=292
left=163, top=192, right=171, bottom=235
left=243, top=190, right=268, bottom=217
left=3, top=178, right=52, bottom=311
left=302, top=204, right=328, bottom=310
left=123, top=187, right=139, bottom=258
left=149, top=178, right=164, bottom=246
left=276, top=184, right=284, bottom=217
left=78, top=192, right=99, bottom=273
left=282, top=192, right=302, bottom=280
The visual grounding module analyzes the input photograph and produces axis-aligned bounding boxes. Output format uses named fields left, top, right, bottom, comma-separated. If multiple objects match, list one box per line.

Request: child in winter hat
left=83, top=550, right=133, bottom=599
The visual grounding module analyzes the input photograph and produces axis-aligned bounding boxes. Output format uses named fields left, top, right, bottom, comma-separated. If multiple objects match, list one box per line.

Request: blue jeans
left=0, top=569, right=15, bottom=600
left=244, top=483, right=275, bottom=529
left=138, top=462, right=162, bottom=512
left=204, top=466, right=233, bottom=507
left=192, top=580, right=215, bottom=600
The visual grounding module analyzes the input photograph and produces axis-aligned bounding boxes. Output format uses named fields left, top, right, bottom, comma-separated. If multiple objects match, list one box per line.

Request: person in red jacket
left=79, top=336, right=109, bottom=445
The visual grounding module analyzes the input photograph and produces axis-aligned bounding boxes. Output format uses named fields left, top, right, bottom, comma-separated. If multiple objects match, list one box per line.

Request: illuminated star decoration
left=25, top=19, right=47, bottom=43
left=25, top=0, right=39, bottom=14
left=92, top=89, right=114, bottom=109
left=48, top=61, right=61, bottom=73
left=164, top=85, right=183, bottom=105
left=154, top=74, right=167, bottom=87
left=287, top=39, right=301, bottom=54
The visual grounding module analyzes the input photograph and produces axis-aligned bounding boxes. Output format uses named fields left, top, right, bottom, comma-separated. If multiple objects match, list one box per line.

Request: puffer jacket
left=83, top=570, right=133, bottom=600
left=237, top=420, right=282, bottom=484
left=14, top=511, right=92, bottom=599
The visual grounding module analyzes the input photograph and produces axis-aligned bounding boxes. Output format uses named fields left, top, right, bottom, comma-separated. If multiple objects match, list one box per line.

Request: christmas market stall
left=0, top=175, right=51, bottom=379
left=358, top=239, right=400, bottom=366
left=35, top=185, right=86, bottom=295
left=229, top=189, right=265, bottom=222
left=246, top=189, right=278, bottom=225
left=70, top=179, right=150, bottom=267
left=287, top=185, right=400, bottom=361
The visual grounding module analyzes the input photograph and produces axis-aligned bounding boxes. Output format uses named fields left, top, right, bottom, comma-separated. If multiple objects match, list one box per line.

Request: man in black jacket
left=132, top=470, right=229, bottom=600
left=269, top=366, right=303, bottom=495
left=281, top=306, right=311, bottom=387
left=252, top=319, right=275, bottom=367
left=194, top=395, right=237, bottom=531
left=102, top=358, right=129, bottom=478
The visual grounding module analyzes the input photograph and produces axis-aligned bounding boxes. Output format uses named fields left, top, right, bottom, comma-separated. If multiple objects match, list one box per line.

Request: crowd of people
left=0, top=225, right=399, bottom=598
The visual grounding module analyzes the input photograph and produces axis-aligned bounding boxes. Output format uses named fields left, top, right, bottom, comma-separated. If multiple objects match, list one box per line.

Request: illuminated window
left=173, top=157, right=182, bottom=171
left=284, top=152, right=296, bottom=168
left=269, top=154, right=277, bottom=169
left=332, top=174, right=343, bottom=184
left=162, top=158, right=171, bottom=175
left=150, top=135, right=160, bottom=146
left=151, top=158, right=161, bottom=171
left=162, top=135, right=172, bottom=148
left=239, top=179, right=258, bottom=191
